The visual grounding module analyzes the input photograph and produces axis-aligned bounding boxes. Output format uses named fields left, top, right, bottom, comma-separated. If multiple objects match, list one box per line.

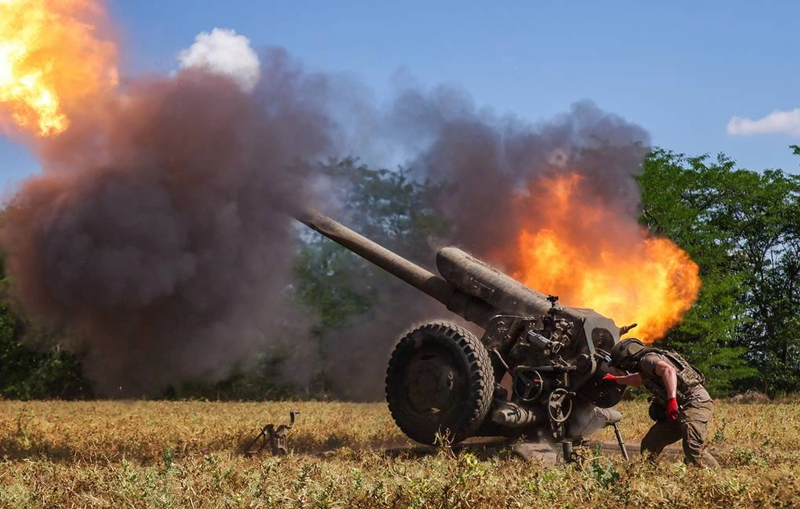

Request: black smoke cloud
left=1, top=46, right=649, bottom=398
left=388, top=89, right=650, bottom=255
left=1, top=51, right=331, bottom=395
left=315, top=89, right=650, bottom=400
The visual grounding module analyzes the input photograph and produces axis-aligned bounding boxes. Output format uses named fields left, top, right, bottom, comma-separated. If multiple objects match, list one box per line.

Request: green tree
left=294, top=159, right=446, bottom=323
left=161, top=353, right=295, bottom=401
left=639, top=149, right=800, bottom=395
left=0, top=257, right=92, bottom=399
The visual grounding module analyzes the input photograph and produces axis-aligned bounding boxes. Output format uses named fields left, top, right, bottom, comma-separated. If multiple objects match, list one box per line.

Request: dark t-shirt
left=639, top=352, right=711, bottom=404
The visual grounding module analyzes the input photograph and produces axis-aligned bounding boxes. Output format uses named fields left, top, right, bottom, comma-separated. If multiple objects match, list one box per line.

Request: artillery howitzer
left=296, top=209, right=630, bottom=456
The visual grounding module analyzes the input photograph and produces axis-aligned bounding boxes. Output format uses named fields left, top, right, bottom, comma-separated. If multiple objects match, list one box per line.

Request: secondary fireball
left=0, top=0, right=118, bottom=136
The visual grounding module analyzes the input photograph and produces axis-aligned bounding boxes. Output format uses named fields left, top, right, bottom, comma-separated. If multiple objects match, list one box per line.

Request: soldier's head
left=610, top=338, right=646, bottom=372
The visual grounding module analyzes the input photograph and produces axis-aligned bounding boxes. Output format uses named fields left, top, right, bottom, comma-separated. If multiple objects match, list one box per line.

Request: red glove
left=602, top=373, right=618, bottom=384
left=666, top=397, right=679, bottom=421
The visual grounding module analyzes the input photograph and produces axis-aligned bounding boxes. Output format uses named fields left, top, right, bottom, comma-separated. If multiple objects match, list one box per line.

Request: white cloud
left=177, top=28, right=260, bottom=93
left=727, top=108, right=800, bottom=137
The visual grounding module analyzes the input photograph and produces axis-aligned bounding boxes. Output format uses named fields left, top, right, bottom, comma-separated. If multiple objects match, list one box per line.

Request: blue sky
left=2, top=0, right=799, bottom=185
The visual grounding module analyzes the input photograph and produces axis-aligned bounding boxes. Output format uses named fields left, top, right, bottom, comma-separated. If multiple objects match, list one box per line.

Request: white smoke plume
left=178, top=28, right=261, bottom=93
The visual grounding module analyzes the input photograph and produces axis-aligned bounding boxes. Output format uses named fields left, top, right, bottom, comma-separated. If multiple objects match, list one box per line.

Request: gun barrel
left=436, top=247, right=553, bottom=317
left=294, top=208, right=497, bottom=326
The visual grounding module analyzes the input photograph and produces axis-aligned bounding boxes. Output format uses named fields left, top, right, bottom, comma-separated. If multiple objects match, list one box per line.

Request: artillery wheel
left=385, top=321, right=494, bottom=445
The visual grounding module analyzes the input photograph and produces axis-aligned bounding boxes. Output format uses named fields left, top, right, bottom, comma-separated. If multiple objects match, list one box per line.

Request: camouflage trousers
left=641, top=399, right=719, bottom=468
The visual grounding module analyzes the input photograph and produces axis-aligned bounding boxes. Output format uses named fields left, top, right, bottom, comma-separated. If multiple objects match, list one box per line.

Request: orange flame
left=0, top=0, right=118, bottom=136
left=514, top=173, right=700, bottom=343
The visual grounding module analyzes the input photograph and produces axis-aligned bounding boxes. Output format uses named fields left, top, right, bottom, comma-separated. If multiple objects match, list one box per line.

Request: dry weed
left=0, top=400, right=798, bottom=507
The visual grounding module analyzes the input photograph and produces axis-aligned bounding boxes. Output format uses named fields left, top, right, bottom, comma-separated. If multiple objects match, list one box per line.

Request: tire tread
left=385, top=321, right=494, bottom=444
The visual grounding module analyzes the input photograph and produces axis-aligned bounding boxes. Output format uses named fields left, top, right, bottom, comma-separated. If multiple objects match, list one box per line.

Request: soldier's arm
left=603, top=373, right=642, bottom=386
left=654, top=360, right=678, bottom=399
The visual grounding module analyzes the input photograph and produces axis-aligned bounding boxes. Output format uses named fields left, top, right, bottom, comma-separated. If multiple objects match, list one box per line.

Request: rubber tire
left=385, top=321, right=494, bottom=445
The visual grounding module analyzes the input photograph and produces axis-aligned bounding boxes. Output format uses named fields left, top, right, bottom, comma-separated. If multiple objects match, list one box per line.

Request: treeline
left=641, top=148, right=800, bottom=395
left=1, top=148, right=799, bottom=399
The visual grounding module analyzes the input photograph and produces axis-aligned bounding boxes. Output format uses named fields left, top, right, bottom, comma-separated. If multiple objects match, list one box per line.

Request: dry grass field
left=0, top=399, right=798, bottom=508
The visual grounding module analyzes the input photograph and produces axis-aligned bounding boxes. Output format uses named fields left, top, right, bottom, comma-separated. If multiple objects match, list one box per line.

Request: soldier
left=602, top=338, right=719, bottom=468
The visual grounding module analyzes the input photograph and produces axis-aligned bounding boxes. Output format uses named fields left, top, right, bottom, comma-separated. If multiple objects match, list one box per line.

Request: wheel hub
left=405, top=351, right=459, bottom=413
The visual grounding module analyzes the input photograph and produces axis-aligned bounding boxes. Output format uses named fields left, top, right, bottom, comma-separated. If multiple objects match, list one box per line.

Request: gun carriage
left=296, top=209, right=628, bottom=451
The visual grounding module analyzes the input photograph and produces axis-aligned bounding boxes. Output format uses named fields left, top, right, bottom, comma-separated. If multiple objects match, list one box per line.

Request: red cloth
left=666, top=397, right=679, bottom=421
